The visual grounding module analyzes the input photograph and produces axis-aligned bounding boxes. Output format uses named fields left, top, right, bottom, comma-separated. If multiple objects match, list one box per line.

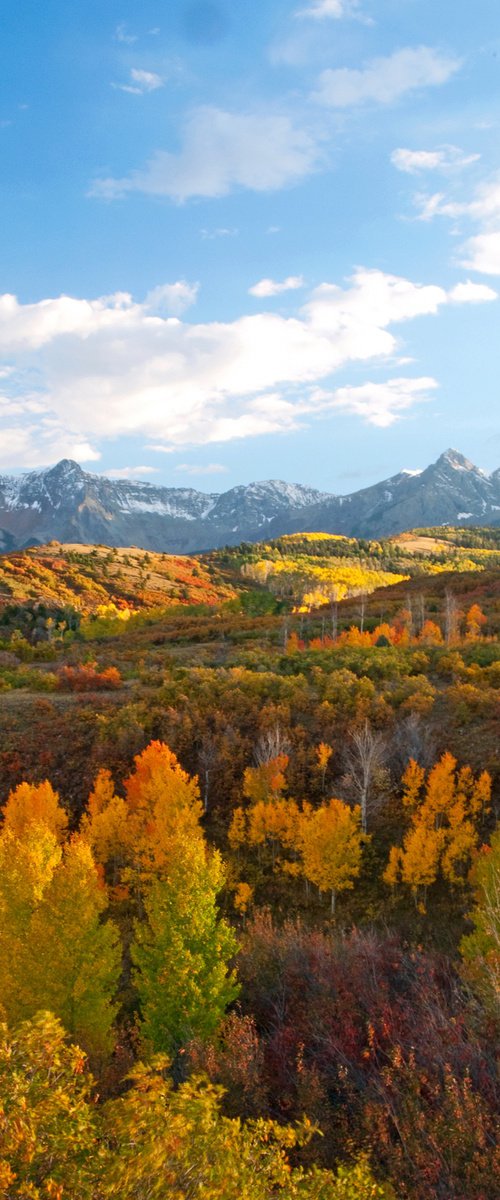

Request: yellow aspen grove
left=384, top=754, right=491, bottom=910
left=299, top=798, right=364, bottom=914
left=2, top=780, right=68, bottom=842
left=246, top=797, right=301, bottom=865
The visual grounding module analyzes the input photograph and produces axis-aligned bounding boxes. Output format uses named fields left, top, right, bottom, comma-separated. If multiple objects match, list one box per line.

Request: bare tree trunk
left=445, top=588, right=459, bottom=645
left=345, top=720, right=386, bottom=834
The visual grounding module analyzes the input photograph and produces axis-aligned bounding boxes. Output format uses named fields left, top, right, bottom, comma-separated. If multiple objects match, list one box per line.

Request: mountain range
left=0, top=450, right=498, bottom=554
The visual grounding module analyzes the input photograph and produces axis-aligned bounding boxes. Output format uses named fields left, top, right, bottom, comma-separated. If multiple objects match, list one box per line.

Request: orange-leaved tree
left=124, top=741, right=204, bottom=881
left=2, top=779, right=68, bottom=843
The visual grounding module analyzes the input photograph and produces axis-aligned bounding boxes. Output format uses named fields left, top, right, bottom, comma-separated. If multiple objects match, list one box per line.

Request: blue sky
left=0, top=0, right=499, bottom=491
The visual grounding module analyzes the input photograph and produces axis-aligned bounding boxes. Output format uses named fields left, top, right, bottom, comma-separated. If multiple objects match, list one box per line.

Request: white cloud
left=313, top=46, right=461, bottom=108
left=461, top=233, right=500, bottom=276
left=0, top=423, right=100, bottom=470
left=391, top=145, right=480, bottom=175
left=0, top=270, right=493, bottom=464
left=114, top=68, right=164, bottom=95
left=448, top=280, right=497, bottom=303
left=310, top=377, right=437, bottom=427
left=200, top=227, right=239, bottom=240
left=174, top=462, right=228, bottom=475
left=90, top=106, right=323, bottom=201
left=145, top=281, right=199, bottom=315
left=131, top=68, right=163, bottom=91
left=296, top=0, right=361, bottom=18
left=249, top=276, right=305, bottom=297
left=412, top=173, right=500, bottom=276
left=106, top=465, right=159, bottom=479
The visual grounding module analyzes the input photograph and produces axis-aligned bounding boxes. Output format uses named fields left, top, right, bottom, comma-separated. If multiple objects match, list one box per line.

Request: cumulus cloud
left=448, top=280, right=497, bottom=303
left=0, top=270, right=494, bottom=464
left=391, top=145, right=479, bottom=175
left=114, top=68, right=164, bottom=95
left=312, top=46, right=460, bottom=108
left=461, top=233, right=500, bottom=276
left=90, top=106, right=322, bottom=201
left=249, top=276, right=305, bottom=297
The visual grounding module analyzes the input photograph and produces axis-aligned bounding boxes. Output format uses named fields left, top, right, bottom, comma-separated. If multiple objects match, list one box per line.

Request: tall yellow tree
left=0, top=825, right=62, bottom=1022
left=2, top=779, right=68, bottom=842
left=298, top=798, right=364, bottom=913
left=124, top=741, right=204, bottom=881
left=80, top=768, right=129, bottom=889
left=22, top=837, right=121, bottom=1060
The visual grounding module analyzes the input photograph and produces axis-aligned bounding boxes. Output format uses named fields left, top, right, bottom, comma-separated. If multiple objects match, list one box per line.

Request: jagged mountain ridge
left=0, top=450, right=498, bottom=553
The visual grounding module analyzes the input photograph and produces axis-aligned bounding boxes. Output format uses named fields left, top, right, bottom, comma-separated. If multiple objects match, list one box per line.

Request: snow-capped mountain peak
left=0, top=451, right=497, bottom=553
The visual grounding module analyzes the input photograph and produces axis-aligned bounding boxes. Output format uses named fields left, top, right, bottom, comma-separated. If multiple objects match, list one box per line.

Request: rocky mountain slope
left=0, top=450, right=498, bottom=553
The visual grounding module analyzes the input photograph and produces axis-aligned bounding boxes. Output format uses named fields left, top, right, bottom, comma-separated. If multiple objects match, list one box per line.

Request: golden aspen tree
left=315, top=742, right=333, bottom=794
left=465, top=603, right=487, bottom=640
left=2, top=780, right=68, bottom=842
left=233, top=881, right=254, bottom=919
left=80, top=768, right=129, bottom=889
left=246, top=797, right=301, bottom=868
left=124, top=741, right=204, bottom=880
left=23, top=837, right=121, bottom=1060
left=0, top=826, right=62, bottom=1023
left=228, top=805, right=247, bottom=851
left=299, top=799, right=364, bottom=914
left=242, top=753, right=288, bottom=807
left=0, top=1013, right=99, bottom=1200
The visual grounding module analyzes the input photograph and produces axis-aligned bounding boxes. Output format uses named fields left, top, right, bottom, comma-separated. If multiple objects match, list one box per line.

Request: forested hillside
left=0, top=529, right=498, bottom=1198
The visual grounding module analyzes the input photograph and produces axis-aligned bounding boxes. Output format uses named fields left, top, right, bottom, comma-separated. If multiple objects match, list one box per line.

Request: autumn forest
left=0, top=528, right=498, bottom=1199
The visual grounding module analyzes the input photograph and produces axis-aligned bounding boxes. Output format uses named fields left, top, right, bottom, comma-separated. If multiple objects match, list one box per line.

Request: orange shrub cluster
left=56, top=663, right=122, bottom=692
